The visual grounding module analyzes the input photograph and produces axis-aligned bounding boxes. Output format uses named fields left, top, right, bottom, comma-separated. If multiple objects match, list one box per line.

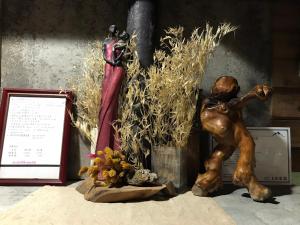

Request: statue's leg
left=233, top=135, right=271, bottom=201
left=192, top=144, right=234, bottom=196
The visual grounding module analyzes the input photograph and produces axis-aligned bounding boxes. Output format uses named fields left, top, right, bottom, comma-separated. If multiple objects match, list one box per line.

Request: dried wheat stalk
left=146, top=23, right=236, bottom=148
left=68, top=41, right=104, bottom=143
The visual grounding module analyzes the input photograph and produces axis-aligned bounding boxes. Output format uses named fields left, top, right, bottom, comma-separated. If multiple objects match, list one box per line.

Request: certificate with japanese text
left=0, top=89, right=72, bottom=185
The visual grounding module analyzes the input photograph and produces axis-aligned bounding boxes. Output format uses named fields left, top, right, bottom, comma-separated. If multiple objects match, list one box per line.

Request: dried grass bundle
left=146, top=23, right=236, bottom=148
left=116, top=35, right=151, bottom=165
left=69, top=41, right=104, bottom=143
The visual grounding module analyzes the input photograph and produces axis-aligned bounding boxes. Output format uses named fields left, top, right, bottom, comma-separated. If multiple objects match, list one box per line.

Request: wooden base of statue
left=76, top=177, right=174, bottom=203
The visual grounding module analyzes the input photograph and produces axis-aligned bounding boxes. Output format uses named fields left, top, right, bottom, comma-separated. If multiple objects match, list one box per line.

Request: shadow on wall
left=155, top=0, right=272, bottom=126
left=2, top=0, right=272, bottom=89
left=2, top=0, right=272, bottom=68
left=155, top=0, right=271, bottom=80
left=1, top=0, right=273, bottom=125
left=1, top=0, right=128, bottom=40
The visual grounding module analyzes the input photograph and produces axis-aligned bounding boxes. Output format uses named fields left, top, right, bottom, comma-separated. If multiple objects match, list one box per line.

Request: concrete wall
left=0, top=0, right=273, bottom=178
left=1, top=0, right=128, bottom=89
left=0, top=0, right=128, bottom=178
left=155, top=0, right=272, bottom=126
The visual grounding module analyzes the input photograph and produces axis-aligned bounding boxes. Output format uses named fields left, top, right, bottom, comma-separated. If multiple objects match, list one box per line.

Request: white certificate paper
left=211, top=127, right=291, bottom=185
left=1, top=96, right=66, bottom=166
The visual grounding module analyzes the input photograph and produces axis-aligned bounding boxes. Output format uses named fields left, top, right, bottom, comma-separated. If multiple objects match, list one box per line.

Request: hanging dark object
left=125, top=0, right=156, bottom=169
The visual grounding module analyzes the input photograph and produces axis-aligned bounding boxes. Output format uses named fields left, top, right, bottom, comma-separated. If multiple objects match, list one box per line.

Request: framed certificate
left=0, top=88, right=73, bottom=185
left=211, top=127, right=292, bottom=185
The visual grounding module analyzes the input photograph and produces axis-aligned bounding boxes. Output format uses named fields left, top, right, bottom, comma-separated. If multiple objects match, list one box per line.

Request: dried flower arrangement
left=78, top=147, right=134, bottom=187
left=70, top=24, right=235, bottom=185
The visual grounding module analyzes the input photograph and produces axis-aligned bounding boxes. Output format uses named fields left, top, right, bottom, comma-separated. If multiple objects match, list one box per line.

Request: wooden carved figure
left=96, top=25, right=129, bottom=152
left=192, top=75, right=272, bottom=201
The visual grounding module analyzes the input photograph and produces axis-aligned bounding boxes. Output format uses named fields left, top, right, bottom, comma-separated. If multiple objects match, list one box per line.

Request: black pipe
left=127, top=0, right=155, bottom=68
left=126, top=0, right=156, bottom=169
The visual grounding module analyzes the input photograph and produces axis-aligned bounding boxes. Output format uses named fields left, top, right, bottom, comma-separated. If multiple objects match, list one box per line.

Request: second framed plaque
left=210, top=127, right=292, bottom=185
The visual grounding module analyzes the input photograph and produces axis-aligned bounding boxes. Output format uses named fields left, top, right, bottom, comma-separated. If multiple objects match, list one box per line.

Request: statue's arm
left=114, top=49, right=125, bottom=63
left=202, top=98, right=230, bottom=114
left=114, top=42, right=127, bottom=50
left=113, top=42, right=127, bottom=64
left=228, top=84, right=272, bottom=109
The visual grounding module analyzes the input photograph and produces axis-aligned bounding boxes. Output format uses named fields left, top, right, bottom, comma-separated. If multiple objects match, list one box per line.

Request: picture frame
left=0, top=88, right=73, bottom=185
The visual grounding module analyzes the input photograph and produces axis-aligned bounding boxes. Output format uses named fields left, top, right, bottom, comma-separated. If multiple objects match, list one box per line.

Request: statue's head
left=109, top=25, right=118, bottom=36
left=119, top=31, right=130, bottom=41
left=211, top=75, right=240, bottom=98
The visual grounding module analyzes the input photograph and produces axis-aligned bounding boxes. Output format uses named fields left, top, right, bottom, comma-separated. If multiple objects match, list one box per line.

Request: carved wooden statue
left=192, top=75, right=272, bottom=201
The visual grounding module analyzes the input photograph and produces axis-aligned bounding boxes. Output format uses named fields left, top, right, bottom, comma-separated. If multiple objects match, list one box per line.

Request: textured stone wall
left=0, top=0, right=273, bottom=178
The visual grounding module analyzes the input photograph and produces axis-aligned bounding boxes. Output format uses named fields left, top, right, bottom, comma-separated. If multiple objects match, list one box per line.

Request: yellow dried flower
left=104, top=147, right=113, bottom=156
left=108, top=169, right=117, bottom=177
left=120, top=161, right=132, bottom=170
left=93, top=157, right=102, bottom=165
left=104, top=158, right=113, bottom=166
left=102, top=170, right=109, bottom=179
left=78, top=166, right=88, bottom=176
left=78, top=146, right=133, bottom=186
left=119, top=171, right=125, bottom=177
left=105, top=154, right=113, bottom=161
left=112, top=158, right=121, bottom=164
left=87, top=165, right=99, bottom=176
left=97, top=150, right=104, bottom=156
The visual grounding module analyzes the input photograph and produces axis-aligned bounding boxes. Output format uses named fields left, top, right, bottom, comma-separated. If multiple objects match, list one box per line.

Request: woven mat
left=0, top=186, right=236, bottom=225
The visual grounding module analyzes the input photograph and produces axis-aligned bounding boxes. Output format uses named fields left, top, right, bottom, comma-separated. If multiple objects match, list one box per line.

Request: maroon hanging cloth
left=95, top=39, right=125, bottom=152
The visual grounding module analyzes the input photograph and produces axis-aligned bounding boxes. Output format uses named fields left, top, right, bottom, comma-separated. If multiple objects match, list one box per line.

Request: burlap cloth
left=0, top=186, right=236, bottom=225
left=75, top=177, right=175, bottom=202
